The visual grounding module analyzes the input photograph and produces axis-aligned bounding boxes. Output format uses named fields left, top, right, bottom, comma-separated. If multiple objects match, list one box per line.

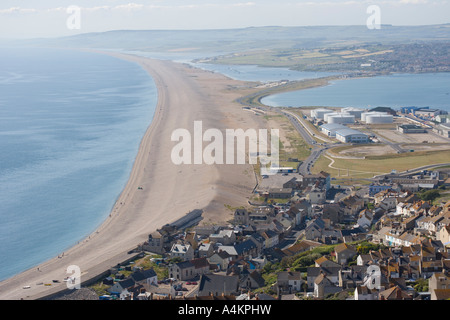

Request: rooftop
left=335, top=128, right=368, bottom=137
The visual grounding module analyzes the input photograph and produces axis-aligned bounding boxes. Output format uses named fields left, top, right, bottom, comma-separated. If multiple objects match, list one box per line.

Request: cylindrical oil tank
left=327, top=114, right=355, bottom=124
left=365, top=113, right=394, bottom=124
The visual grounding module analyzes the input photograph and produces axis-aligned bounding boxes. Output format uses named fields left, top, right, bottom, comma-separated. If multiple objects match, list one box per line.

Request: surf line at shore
left=0, top=50, right=265, bottom=300
left=0, top=53, right=176, bottom=299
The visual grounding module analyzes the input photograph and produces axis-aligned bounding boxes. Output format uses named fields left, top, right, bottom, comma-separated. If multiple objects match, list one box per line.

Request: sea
left=0, top=48, right=157, bottom=281
left=261, top=72, right=450, bottom=113
left=189, top=62, right=337, bottom=83
left=1, top=48, right=449, bottom=282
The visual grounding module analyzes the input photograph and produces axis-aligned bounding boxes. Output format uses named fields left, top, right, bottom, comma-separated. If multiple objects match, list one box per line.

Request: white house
left=170, top=243, right=194, bottom=261
left=277, top=271, right=304, bottom=294
left=209, top=229, right=236, bottom=245
left=357, top=209, right=373, bottom=229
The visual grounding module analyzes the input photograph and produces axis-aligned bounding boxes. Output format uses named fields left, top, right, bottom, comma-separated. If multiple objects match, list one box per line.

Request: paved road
left=373, top=162, right=450, bottom=179
left=362, top=126, right=406, bottom=154
left=271, top=108, right=338, bottom=175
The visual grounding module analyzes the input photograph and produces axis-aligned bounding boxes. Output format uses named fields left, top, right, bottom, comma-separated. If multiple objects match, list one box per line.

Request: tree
left=413, top=278, right=428, bottom=293
left=418, top=189, right=440, bottom=201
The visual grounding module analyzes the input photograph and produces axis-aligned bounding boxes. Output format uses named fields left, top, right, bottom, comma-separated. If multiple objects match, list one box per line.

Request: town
left=58, top=165, right=450, bottom=301
left=53, top=97, right=450, bottom=302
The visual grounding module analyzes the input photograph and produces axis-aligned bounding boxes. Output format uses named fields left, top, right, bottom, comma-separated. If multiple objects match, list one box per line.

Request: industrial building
left=311, top=108, right=334, bottom=120
left=335, top=128, right=369, bottom=143
left=436, top=115, right=450, bottom=123
left=433, top=123, right=450, bottom=138
left=326, top=113, right=355, bottom=124
left=397, top=124, right=427, bottom=134
left=400, top=106, right=421, bottom=114
left=320, top=123, right=347, bottom=137
left=414, top=108, right=446, bottom=118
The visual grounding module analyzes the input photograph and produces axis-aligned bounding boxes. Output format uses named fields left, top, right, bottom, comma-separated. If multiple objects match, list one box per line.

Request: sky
left=0, top=0, right=449, bottom=38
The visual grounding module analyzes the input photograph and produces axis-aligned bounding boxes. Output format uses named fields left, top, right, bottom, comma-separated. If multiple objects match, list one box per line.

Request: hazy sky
left=0, top=0, right=449, bottom=38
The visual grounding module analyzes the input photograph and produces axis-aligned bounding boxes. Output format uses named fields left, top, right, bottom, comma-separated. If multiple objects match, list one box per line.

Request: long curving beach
left=0, top=53, right=266, bottom=300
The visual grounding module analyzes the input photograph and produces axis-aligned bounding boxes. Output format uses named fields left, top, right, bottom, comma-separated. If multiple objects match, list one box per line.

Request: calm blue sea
left=191, top=62, right=337, bottom=82
left=1, top=49, right=448, bottom=282
left=261, top=72, right=450, bottom=112
left=0, top=48, right=157, bottom=281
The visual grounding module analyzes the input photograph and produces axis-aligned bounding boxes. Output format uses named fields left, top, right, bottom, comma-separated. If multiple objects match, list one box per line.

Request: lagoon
left=261, top=72, right=450, bottom=112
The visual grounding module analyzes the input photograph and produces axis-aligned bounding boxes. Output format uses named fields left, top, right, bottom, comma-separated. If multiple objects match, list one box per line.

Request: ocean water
left=261, top=72, right=450, bottom=112
left=0, top=48, right=157, bottom=281
left=121, top=50, right=337, bottom=82
left=190, top=62, right=337, bottom=82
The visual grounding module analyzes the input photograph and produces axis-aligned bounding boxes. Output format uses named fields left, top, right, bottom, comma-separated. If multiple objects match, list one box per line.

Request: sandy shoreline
left=0, top=53, right=264, bottom=300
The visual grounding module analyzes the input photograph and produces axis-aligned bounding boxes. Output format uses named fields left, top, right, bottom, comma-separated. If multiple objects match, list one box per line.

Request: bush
left=356, top=242, right=382, bottom=255
left=413, top=278, right=429, bottom=293
left=418, top=189, right=440, bottom=201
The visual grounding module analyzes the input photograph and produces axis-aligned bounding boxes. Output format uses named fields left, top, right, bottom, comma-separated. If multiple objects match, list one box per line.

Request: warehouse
left=320, top=123, right=347, bottom=137
left=397, top=124, right=427, bottom=134
left=327, top=113, right=355, bottom=124
left=433, top=123, right=450, bottom=138
left=436, top=115, right=450, bottom=123
left=335, top=128, right=369, bottom=143
left=414, top=108, right=445, bottom=118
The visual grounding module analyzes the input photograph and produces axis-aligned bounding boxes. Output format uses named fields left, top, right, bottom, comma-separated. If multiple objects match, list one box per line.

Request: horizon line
left=1, top=22, right=450, bottom=41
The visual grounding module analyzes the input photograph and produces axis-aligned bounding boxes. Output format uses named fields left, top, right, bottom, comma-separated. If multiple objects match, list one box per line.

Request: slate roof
left=175, top=261, right=194, bottom=270
left=307, top=266, right=342, bottom=277
left=235, top=239, right=258, bottom=255
left=197, top=274, right=239, bottom=296
left=130, top=269, right=157, bottom=282
left=247, top=271, right=266, bottom=288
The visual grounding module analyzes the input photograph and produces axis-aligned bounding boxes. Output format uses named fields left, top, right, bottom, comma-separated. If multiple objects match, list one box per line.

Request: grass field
left=312, top=148, right=450, bottom=179
left=263, top=113, right=312, bottom=167
left=202, top=45, right=396, bottom=72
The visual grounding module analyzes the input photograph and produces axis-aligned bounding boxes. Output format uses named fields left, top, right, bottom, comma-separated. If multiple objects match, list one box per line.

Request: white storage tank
left=311, top=108, right=334, bottom=120
left=365, top=113, right=394, bottom=124
left=327, top=113, right=355, bottom=124
left=342, top=107, right=365, bottom=119
left=361, top=111, right=387, bottom=122
left=324, top=112, right=342, bottom=123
